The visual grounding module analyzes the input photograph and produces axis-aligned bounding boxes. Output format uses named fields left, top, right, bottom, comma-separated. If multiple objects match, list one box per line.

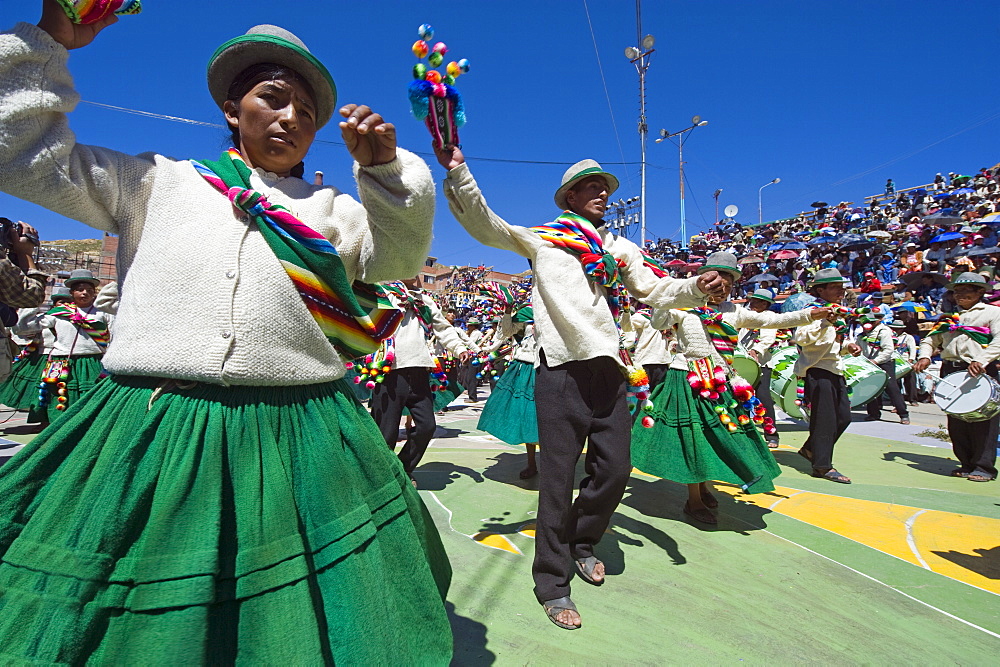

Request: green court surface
left=415, top=408, right=1000, bottom=664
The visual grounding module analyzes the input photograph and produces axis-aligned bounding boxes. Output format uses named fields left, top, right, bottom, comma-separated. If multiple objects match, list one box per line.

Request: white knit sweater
left=16, top=305, right=113, bottom=356
left=653, top=302, right=814, bottom=373
left=391, top=291, right=469, bottom=369
left=443, top=163, right=706, bottom=367
left=631, top=311, right=672, bottom=366
left=0, top=23, right=435, bottom=386
left=918, top=302, right=1000, bottom=365
left=857, top=323, right=894, bottom=365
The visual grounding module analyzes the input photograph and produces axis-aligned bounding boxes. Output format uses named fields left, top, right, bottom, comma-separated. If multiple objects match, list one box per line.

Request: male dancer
left=792, top=269, right=861, bottom=484
left=915, top=273, right=1000, bottom=482
left=370, top=278, right=471, bottom=482
left=858, top=313, right=909, bottom=424
left=436, top=145, right=723, bottom=629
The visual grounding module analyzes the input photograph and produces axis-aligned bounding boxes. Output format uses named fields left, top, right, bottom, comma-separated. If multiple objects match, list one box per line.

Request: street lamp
left=758, top=178, right=781, bottom=226
left=713, top=188, right=723, bottom=225
left=655, top=115, right=708, bottom=245
left=625, top=32, right=656, bottom=245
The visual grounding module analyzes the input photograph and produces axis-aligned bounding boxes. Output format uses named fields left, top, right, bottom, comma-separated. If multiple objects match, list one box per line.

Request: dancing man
left=437, top=145, right=724, bottom=629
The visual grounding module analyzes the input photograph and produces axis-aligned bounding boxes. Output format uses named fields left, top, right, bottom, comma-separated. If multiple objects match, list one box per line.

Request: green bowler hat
left=698, top=252, right=742, bottom=279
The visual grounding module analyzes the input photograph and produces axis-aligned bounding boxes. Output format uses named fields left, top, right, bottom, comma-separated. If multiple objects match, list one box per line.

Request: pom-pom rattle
left=56, top=0, right=141, bottom=25
left=407, top=24, right=470, bottom=149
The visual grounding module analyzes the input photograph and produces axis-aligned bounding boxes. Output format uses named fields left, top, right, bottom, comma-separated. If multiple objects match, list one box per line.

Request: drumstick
left=917, top=370, right=962, bottom=390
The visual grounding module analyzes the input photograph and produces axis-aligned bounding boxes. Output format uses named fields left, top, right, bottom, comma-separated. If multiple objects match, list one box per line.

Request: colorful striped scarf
left=477, top=281, right=514, bottom=307
left=641, top=251, right=668, bottom=278
left=680, top=306, right=739, bottom=366
left=927, top=313, right=993, bottom=347
left=193, top=149, right=403, bottom=360
left=378, top=282, right=435, bottom=337
left=47, top=304, right=110, bottom=350
left=57, top=0, right=141, bottom=25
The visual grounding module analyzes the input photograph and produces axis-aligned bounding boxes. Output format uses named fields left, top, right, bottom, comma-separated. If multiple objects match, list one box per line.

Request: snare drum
left=893, top=353, right=913, bottom=379
left=768, top=346, right=806, bottom=419
left=732, top=349, right=761, bottom=386
left=842, top=356, right=888, bottom=407
left=933, top=371, right=1000, bottom=422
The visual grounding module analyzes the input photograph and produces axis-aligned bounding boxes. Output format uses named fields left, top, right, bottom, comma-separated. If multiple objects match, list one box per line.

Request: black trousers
left=758, top=367, right=779, bottom=443
left=866, top=360, right=909, bottom=419
left=941, top=361, right=999, bottom=478
left=903, top=371, right=918, bottom=403
left=460, top=361, right=479, bottom=402
left=802, top=368, right=852, bottom=471
left=370, top=367, right=436, bottom=474
left=532, top=352, right=631, bottom=603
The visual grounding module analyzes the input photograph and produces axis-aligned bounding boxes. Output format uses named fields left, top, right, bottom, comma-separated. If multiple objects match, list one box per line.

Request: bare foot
left=553, top=608, right=581, bottom=628
left=519, top=465, right=538, bottom=479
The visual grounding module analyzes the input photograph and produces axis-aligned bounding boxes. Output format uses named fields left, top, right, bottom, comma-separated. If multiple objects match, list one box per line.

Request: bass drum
left=732, top=348, right=761, bottom=386
left=893, top=353, right=913, bottom=379
left=933, top=371, right=1000, bottom=422
left=843, top=356, right=888, bottom=407
left=768, top=346, right=805, bottom=420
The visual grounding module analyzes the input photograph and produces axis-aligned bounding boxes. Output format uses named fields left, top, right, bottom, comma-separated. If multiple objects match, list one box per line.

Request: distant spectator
left=885, top=179, right=895, bottom=197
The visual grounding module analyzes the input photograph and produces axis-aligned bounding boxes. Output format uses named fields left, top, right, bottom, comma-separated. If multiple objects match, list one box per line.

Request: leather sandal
left=812, top=468, right=851, bottom=484
left=683, top=501, right=717, bottom=524
left=575, top=556, right=604, bottom=586
left=541, top=596, right=580, bottom=630
left=700, top=489, right=719, bottom=509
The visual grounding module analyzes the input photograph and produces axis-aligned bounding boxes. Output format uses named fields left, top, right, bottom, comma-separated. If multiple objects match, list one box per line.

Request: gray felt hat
left=50, top=287, right=72, bottom=303
left=208, top=25, right=337, bottom=129
left=749, top=288, right=775, bottom=303
left=65, top=269, right=100, bottom=288
left=948, top=272, right=988, bottom=289
left=698, top=252, right=742, bottom=279
left=554, top=160, right=620, bottom=210
left=809, top=268, right=848, bottom=287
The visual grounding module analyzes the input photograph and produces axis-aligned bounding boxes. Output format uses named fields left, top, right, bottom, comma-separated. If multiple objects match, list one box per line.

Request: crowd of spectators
left=641, top=164, right=1000, bottom=325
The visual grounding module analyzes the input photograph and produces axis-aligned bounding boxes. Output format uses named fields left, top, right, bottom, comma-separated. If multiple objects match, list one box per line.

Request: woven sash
left=47, top=304, right=109, bottom=350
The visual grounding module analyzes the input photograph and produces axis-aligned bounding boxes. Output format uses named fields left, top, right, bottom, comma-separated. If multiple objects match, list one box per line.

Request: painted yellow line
left=630, top=468, right=1000, bottom=595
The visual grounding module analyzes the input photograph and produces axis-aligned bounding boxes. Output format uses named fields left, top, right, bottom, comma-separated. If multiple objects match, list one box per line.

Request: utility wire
left=80, top=99, right=646, bottom=167
left=582, top=0, right=634, bottom=188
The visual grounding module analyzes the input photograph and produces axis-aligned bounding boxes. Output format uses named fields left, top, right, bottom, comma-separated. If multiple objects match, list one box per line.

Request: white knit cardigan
left=0, top=23, right=435, bottom=386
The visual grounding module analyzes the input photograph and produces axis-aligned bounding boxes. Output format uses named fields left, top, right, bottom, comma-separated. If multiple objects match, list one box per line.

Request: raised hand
left=339, top=104, right=396, bottom=167
left=38, top=0, right=118, bottom=50
left=433, top=143, right=465, bottom=171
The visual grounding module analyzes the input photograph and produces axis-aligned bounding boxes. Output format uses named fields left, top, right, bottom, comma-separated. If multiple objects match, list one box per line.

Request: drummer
left=792, top=268, right=863, bottom=484
left=739, top=288, right=784, bottom=449
left=914, top=273, right=1000, bottom=482
left=858, top=313, right=910, bottom=424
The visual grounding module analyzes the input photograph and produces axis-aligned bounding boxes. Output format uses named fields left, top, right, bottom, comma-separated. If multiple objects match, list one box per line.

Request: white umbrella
left=866, top=230, right=891, bottom=238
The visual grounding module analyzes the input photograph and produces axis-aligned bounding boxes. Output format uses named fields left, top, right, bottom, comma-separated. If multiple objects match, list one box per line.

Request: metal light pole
left=655, top=117, right=707, bottom=245
left=758, top=178, right=781, bottom=226
left=713, top=189, right=723, bottom=224
left=625, top=13, right=655, bottom=245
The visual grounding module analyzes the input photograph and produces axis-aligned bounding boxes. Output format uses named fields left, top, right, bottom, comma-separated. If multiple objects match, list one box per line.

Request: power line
left=582, top=0, right=634, bottom=188
left=80, top=99, right=646, bottom=167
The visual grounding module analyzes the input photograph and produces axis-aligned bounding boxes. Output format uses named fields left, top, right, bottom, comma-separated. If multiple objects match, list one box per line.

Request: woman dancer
left=0, top=289, right=69, bottom=421
left=631, top=253, right=829, bottom=523
left=0, top=5, right=450, bottom=663
left=477, top=306, right=539, bottom=478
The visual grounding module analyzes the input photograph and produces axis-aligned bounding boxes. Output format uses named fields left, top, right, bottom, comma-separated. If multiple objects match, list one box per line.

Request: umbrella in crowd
left=665, top=259, right=687, bottom=267
left=866, top=230, right=891, bottom=239
left=836, top=233, right=864, bottom=244
left=951, top=187, right=974, bottom=195
left=738, top=255, right=765, bottom=264
left=807, top=236, right=834, bottom=246
left=892, top=301, right=927, bottom=313
left=811, top=201, right=828, bottom=208
left=770, top=241, right=807, bottom=251
left=781, top=292, right=816, bottom=312
left=967, top=246, right=1000, bottom=257
left=979, top=213, right=1000, bottom=224
left=900, top=272, right=949, bottom=288
left=923, top=209, right=964, bottom=226
left=747, top=273, right=779, bottom=283
left=841, top=239, right=875, bottom=251
left=770, top=250, right=800, bottom=260
left=930, top=231, right=966, bottom=243
left=953, top=175, right=972, bottom=185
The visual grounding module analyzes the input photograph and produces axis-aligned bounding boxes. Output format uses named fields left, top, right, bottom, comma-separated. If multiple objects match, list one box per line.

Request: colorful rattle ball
left=425, top=70, right=442, bottom=84
left=432, top=83, right=447, bottom=97
left=442, top=75, right=456, bottom=86
left=413, top=63, right=427, bottom=79
left=418, top=23, right=435, bottom=40
left=412, top=40, right=430, bottom=59
left=428, top=51, right=443, bottom=67
left=446, top=61, right=461, bottom=79
left=458, top=58, right=470, bottom=73
left=432, top=42, right=448, bottom=55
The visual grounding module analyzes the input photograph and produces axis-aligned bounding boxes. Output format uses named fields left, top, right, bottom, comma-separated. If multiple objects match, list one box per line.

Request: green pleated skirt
left=6, top=354, right=106, bottom=424
left=477, top=360, right=538, bottom=445
left=432, top=373, right=464, bottom=412
left=0, top=350, right=47, bottom=411
left=631, top=368, right=781, bottom=493
left=0, top=375, right=453, bottom=665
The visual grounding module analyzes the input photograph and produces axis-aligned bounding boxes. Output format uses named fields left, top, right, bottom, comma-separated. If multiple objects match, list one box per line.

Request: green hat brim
left=65, top=278, right=100, bottom=288
left=749, top=294, right=775, bottom=304
left=810, top=276, right=848, bottom=286
left=554, top=168, right=620, bottom=210
left=698, top=264, right=742, bottom=279
left=208, top=34, right=337, bottom=129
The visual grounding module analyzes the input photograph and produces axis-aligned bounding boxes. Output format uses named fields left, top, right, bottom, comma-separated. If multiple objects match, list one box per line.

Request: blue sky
left=1, top=0, right=998, bottom=274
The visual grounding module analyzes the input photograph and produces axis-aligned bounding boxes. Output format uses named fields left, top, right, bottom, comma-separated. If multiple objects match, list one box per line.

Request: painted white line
left=424, top=490, right=473, bottom=539
left=905, top=509, right=931, bottom=570
left=758, top=525, right=1000, bottom=639
left=767, top=491, right=803, bottom=511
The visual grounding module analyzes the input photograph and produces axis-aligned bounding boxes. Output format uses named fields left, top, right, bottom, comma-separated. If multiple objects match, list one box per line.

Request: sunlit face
left=565, top=176, right=610, bottom=223
left=747, top=297, right=770, bottom=312
left=69, top=282, right=96, bottom=309
left=953, top=285, right=985, bottom=310
left=815, top=282, right=846, bottom=304
left=224, top=77, right=317, bottom=177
